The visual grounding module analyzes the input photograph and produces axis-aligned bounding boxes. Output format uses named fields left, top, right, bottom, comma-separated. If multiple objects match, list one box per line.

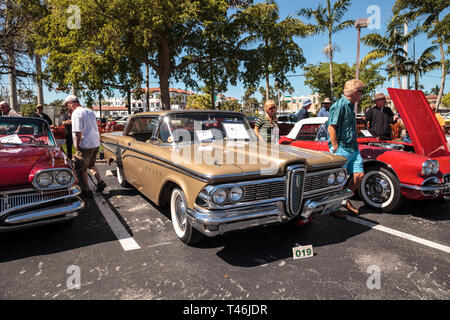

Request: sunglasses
left=357, top=89, right=364, bottom=93
left=269, top=107, right=276, bottom=110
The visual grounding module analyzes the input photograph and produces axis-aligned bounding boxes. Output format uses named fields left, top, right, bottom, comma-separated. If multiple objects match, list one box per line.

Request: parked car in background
left=280, top=89, right=450, bottom=212
left=106, top=116, right=129, bottom=132
left=0, top=116, right=84, bottom=232
left=101, top=110, right=353, bottom=244
left=277, top=113, right=299, bottom=136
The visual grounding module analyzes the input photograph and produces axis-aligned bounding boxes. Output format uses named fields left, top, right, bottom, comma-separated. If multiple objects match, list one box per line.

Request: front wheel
left=170, top=188, right=203, bottom=245
left=360, top=167, right=403, bottom=212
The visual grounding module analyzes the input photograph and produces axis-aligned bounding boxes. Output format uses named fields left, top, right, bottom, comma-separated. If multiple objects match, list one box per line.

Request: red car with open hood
left=280, top=88, right=450, bottom=212
left=0, top=116, right=84, bottom=232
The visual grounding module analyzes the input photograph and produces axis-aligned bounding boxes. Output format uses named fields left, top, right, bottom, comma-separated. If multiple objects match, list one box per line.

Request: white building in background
left=91, top=87, right=196, bottom=118
left=281, top=93, right=321, bottom=114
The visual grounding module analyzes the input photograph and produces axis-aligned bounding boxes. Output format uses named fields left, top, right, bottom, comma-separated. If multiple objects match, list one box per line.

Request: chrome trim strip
left=400, top=183, right=450, bottom=191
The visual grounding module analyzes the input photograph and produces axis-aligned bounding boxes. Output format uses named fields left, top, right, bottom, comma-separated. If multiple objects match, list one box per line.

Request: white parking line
left=88, top=179, right=141, bottom=251
left=346, top=215, right=450, bottom=254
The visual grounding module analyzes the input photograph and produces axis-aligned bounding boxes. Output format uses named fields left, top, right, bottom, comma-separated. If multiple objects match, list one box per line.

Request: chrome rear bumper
left=187, top=188, right=353, bottom=237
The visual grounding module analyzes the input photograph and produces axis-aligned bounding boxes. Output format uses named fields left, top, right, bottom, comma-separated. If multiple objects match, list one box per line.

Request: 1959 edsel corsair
left=101, top=110, right=353, bottom=244
left=0, top=116, right=84, bottom=232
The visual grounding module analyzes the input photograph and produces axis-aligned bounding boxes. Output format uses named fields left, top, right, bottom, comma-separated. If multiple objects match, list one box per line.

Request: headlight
left=422, top=160, right=439, bottom=175
left=230, top=187, right=244, bottom=202
left=56, top=170, right=72, bottom=185
left=212, top=188, right=228, bottom=205
left=431, top=160, right=439, bottom=174
left=337, top=170, right=346, bottom=184
left=33, top=169, right=74, bottom=190
left=327, top=173, right=336, bottom=185
left=36, top=173, right=53, bottom=187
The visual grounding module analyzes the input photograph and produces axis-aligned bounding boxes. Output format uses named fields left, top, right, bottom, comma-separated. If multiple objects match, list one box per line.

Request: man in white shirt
left=64, top=95, right=106, bottom=198
left=0, top=101, right=21, bottom=117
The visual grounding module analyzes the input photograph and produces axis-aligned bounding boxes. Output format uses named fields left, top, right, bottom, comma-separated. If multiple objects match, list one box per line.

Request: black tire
left=360, top=167, right=403, bottom=212
left=170, top=188, right=203, bottom=245
left=116, top=164, right=132, bottom=188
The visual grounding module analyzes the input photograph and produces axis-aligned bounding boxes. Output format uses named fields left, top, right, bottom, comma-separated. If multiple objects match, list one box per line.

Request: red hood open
left=388, top=88, right=449, bottom=158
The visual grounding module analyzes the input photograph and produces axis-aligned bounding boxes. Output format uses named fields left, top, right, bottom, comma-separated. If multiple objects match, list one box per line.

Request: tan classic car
left=101, top=110, right=353, bottom=244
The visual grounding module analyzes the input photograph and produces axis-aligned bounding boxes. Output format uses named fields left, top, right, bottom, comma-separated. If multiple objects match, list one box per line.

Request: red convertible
left=0, top=116, right=84, bottom=232
left=280, top=88, right=450, bottom=212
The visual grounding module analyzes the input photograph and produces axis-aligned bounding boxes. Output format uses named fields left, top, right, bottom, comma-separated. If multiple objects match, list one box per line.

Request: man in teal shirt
left=328, top=79, right=365, bottom=216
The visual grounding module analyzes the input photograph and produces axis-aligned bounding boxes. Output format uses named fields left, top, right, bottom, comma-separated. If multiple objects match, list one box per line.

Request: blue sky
left=6, top=0, right=450, bottom=104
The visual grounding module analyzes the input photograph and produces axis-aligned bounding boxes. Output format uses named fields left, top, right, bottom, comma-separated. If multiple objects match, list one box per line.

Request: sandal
left=345, top=201, right=359, bottom=215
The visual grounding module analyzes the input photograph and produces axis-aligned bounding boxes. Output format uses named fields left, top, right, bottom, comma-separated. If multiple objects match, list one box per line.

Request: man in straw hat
left=327, top=79, right=365, bottom=216
left=318, top=97, right=332, bottom=117
left=364, top=92, right=398, bottom=140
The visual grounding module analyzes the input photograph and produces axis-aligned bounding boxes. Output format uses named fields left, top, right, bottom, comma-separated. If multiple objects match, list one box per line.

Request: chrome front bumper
left=186, top=188, right=353, bottom=237
left=0, top=186, right=85, bottom=232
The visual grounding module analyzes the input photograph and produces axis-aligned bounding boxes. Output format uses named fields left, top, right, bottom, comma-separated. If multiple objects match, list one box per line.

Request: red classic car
left=0, top=116, right=84, bottom=232
left=279, top=88, right=450, bottom=212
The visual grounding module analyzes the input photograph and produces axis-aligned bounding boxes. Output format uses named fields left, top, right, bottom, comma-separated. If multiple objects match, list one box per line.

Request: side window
left=296, top=124, right=323, bottom=141
left=127, top=117, right=158, bottom=142
left=157, top=121, right=172, bottom=143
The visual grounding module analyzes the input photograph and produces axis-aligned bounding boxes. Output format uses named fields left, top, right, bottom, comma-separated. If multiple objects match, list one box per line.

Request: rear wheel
left=360, top=167, right=403, bottom=212
left=170, top=188, right=203, bottom=245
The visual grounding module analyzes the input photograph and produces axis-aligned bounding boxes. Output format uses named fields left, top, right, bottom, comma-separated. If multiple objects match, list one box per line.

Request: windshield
left=158, top=113, right=257, bottom=144
left=0, top=117, right=56, bottom=146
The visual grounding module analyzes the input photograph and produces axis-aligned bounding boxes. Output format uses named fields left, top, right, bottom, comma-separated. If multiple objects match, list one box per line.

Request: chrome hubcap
left=365, top=174, right=391, bottom=204
left=175, top=194, right=186, bottom=231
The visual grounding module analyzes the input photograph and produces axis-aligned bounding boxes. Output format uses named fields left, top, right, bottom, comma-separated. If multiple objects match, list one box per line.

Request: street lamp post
left=404, top=59, right=414, bottom=90
left=355, top=18, right=369, bottom=114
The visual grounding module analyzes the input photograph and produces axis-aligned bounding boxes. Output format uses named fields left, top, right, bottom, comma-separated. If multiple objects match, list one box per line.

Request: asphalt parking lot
left=0, top=163, right=449, bottom=301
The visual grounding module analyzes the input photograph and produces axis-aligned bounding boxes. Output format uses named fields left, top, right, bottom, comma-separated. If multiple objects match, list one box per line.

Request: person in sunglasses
left=327, top=79, right=365, bottom=216
left=254, top=100, right=279, bottom=143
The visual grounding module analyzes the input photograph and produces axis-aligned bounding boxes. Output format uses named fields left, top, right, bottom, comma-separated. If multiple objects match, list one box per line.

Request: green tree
left=239, top=1, right=309, bottom=101
left=299, top=0, right=354, bottom=100
left=304, top=62, right=386, bottom=111
left=393, top=0, right=449, bottom=109
left=441, top=92, right=450, bottom=108
left=405, top=46, right=441, bottom=90
left=186, top=94, right=212, bottom=109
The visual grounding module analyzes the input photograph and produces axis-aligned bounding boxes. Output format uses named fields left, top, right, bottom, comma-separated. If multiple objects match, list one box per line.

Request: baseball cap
left=63, top=95, right=79, bottom=106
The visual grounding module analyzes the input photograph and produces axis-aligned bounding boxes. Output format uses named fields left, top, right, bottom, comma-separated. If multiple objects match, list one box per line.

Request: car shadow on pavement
left=0, top=197, right=122, bottom=263
left=194, top=214, right=372, bottom=267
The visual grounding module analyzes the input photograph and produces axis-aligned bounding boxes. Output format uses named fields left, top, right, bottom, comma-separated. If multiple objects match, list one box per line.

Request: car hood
left=388, top=88, right=449, bottom=158
left=0, top=146, right=67, bottom=189
left=168, top=141, right=347, bottom=182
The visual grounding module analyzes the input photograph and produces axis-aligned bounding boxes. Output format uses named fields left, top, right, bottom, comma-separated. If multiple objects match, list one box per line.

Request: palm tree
left=299, top=0, right=354, bottom=100
left=361, top=21, right=420, bottom=88
left=393, top=0, right=449, bottom=109
left=406, top=45, right=440, bottom=90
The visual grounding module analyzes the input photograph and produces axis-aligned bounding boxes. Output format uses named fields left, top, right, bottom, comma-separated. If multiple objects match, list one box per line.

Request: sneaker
left=95, top=180, right=106, bottom=193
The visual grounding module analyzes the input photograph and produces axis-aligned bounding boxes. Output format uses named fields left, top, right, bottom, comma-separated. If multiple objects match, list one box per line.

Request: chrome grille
left=0, top=189, right=71, bottom=216
left=287, top=166, right=306, bottom=216
left=304, top=173, right=332, bottom=193
left=223, top=180, right=285, bottom=205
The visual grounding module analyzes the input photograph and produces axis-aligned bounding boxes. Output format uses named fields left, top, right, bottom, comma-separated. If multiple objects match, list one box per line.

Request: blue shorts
left=331, top=146, right=364, bottom=175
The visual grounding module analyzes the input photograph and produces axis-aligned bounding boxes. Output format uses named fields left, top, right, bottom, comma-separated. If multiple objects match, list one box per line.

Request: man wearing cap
left=0, top=101, right=21, bottom=117
left=328, top=79, right=365, bottom=216
left=64, top=95, right=106, bottom=198
left=364, top=93, right=398, bottom=140
left=32, top=104, right=53, bottom=125
left=318, top=98, right=332, bottom=117
left=296, top=98, right=312, bottom=121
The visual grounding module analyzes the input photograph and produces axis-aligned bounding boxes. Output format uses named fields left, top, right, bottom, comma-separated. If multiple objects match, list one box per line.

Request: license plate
left=292, top=245, right=314, bottom=260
